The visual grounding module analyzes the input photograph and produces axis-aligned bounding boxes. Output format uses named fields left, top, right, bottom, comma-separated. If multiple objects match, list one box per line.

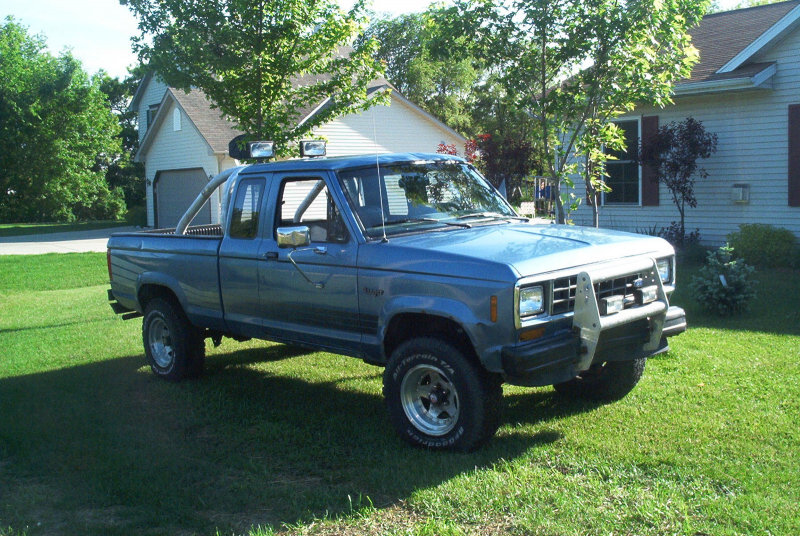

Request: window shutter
left=641, top=116, right=659, bottom=206
left=789, top=104, right=800, bottom=207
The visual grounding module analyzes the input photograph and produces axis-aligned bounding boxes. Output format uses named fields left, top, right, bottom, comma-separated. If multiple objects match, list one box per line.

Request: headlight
left=656, top=258, right=672, bottom=283
left=519, top=285, right=545, bottom=318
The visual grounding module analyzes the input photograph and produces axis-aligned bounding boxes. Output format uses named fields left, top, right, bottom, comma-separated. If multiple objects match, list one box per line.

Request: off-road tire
left=553, top=357, right=646, bottom=402
left=383, top=337, right=502, bottom=452
left=142, top=297, right=205, bottom=381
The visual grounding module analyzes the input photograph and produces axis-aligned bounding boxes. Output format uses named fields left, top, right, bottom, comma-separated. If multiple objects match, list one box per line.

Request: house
left=129, top=72, right=467, bottom=228
left=570, top=0, right=800, bottom=245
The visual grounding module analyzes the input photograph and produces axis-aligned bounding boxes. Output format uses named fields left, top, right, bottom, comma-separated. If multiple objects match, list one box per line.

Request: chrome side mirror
left=277, top=226, right=311, bottom=248
left=275, top=226, right=326, bottom=289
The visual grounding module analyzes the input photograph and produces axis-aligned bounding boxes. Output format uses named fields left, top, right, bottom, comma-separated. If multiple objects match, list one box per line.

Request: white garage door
left=155, top=168, right=212, bottom=229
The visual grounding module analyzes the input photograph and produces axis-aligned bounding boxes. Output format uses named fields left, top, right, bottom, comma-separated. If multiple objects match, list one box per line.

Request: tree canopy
left=122, top=0, right=386, bottom=153
left=0, top=17, right=125, bottom=223
left=445, top=0, right=708, bottom=222
left=361, top=11, right=480, bottom=135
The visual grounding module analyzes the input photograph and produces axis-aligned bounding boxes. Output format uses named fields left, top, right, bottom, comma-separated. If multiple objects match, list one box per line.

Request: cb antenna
left=372, top=107, right=388, bottom=243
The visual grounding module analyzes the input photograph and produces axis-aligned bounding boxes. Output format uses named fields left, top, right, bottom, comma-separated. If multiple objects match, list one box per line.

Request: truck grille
left=594, top=274, right=639, bottom=303
left=552, top=276, right=577, bottom=315
left=550, top=273, right=640, bottom=315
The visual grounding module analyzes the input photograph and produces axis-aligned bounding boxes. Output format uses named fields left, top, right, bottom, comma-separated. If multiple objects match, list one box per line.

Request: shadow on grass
left=0, top=343, right=597, bottom=536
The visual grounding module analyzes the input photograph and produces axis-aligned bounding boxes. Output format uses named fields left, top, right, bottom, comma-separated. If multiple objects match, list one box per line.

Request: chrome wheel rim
left=148, top=317, right=174, bottom=369
left=400, top=364, right=460, bottom=436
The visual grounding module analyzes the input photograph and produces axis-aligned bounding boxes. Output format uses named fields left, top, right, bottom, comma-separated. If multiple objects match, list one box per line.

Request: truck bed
left=107, top=224, right=225, bottom=331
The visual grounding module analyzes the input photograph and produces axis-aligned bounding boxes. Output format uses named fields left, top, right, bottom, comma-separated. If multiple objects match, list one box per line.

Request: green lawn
left=0, top=221, right=130, bottom=238
left=0, top=254, right=798, bottom=536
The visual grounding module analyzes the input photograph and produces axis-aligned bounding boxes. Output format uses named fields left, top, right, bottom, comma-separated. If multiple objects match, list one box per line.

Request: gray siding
left=571, top=26, right=800, bottom=245
left=137, top=77, right=169, bottom=143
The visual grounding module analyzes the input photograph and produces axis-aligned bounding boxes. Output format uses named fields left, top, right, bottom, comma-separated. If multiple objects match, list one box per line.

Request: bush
left=690, top=245, right=756, bottom=316
left=125, top=205, right=147, bottom=227
left=659, top=221, right=700, bottom=247
left=727, top=224, right=798, bottom=269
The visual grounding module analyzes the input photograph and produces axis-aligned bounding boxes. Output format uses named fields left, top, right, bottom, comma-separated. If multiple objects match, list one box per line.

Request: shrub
left=659, top=221, right=700, bottom=247
left=690, top=245, right=756, bottom=316
left=125, top=205, right=147, bottom=227
left=727, top=224, right=798, bottom=269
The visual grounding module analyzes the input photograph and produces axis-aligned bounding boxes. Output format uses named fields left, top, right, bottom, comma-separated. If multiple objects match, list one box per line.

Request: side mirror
left=277, top=226, right=311, bottom=248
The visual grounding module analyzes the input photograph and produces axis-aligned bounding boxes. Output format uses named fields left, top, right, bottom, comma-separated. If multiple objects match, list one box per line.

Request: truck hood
left=358, top=223, right=674, bottom=282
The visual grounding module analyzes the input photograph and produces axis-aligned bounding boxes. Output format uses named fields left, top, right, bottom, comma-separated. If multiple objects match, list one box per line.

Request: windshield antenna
left=372, top=107, right=388, bottom=243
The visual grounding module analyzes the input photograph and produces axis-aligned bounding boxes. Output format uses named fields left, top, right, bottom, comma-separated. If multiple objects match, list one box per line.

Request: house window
left=173, top=108, right=182, bottom=131
left=145, top=105, right=159, bottom=131
left=603, top=119, right=640, bottom=205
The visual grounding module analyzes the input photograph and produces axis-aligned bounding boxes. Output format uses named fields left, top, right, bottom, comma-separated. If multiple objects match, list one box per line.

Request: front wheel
left=142, top=297, right=205, bottom=381
left=553, top=357, right=646, bottom=402
left=383, top=338, right=502, bottom=452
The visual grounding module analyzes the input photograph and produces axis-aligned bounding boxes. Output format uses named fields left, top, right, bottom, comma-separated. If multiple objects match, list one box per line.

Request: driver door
left=258, top=172, right=361, bottom=352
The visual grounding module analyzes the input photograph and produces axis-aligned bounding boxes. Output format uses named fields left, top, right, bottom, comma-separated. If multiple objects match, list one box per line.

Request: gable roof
left=136, top=77, right=396, bottom=160
left=677, top=0, right=800, bottom=94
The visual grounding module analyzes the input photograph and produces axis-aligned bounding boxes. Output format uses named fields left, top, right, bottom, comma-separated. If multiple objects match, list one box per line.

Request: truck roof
left=239, top=152, right=465, bottom=175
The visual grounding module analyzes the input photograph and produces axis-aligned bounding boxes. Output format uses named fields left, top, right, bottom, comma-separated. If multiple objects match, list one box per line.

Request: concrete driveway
left=0, top=227, right=140, bottom=255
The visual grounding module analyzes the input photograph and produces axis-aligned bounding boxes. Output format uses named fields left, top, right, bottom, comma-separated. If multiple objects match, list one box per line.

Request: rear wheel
left=142, top=297, right=205, bottom=381
left=383, top=337, right=502, bottom=451
left=553, top=358, right=646, bottom=401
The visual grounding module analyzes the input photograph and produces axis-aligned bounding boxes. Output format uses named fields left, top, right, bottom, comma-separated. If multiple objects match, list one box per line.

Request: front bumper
left=501, top=302, right=686, bottom=387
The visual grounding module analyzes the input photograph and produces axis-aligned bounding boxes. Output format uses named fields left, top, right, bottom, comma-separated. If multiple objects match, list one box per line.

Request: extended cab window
left=229, top=178, right=265, bottom=239
left=276, top=178, right=347, bottom=243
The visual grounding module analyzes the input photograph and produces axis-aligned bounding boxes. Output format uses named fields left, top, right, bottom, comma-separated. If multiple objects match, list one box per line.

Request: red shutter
left=789, top=104, right=800, bottom=207
left=641, top=116, right=659, bottom=206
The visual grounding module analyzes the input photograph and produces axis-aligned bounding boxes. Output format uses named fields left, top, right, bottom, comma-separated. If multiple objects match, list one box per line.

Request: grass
left=0, top=221, right=130, bottom=239
left=0, top=254, right=798, bottom=535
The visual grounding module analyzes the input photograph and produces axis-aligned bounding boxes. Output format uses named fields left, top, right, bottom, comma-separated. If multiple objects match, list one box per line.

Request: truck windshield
left=337, top=162, right=518, bottom=238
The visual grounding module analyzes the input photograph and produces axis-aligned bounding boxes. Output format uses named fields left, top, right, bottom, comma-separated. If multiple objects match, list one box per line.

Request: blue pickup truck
left=107, top=149, right=686, bottom=451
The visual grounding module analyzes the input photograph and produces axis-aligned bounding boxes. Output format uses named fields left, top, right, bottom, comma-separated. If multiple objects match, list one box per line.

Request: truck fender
left=136, top=272, right=190, bottom=314
left=378, top=295, right=490, bottom=358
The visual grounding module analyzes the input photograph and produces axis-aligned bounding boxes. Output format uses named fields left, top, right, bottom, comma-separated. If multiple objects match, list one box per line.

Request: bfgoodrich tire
left=553, top=357, right=646, bottom=402
left=142, top=297, right=205, bottom=381
left=383, top=337, right=502, bottom=452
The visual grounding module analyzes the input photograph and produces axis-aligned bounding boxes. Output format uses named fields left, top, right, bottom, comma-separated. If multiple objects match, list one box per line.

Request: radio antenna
left=372, top=107, right=388, bottom=243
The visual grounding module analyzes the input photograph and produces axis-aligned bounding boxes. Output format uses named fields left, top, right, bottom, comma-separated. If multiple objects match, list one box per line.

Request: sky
left=3, top=0, right=743, bottom=80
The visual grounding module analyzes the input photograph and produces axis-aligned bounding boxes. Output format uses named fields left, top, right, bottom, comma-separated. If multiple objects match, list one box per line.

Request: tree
left=121, top=0, right=386, bottom=154
left=95, top=70, right=146, bottom=209
left=362, top=10, right=481, bottom=135
left=0, top=18, right=125, bottom=223
left=638, top=117, right=718, bottom=241
left=450, top=0, right=707, bottom=224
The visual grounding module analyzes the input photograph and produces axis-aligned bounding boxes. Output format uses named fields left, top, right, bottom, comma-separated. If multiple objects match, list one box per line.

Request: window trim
left=602, top=118, right=642, bottom=206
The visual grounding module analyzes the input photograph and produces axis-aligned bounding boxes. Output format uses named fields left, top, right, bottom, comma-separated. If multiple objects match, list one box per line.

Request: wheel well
left=384, top=313, right=478, bottom=364
left=138, top=284, right=181, bottom=313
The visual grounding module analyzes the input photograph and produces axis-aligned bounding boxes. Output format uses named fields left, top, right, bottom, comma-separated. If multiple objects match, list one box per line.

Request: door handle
left=264, top=251, right=278, bottom=259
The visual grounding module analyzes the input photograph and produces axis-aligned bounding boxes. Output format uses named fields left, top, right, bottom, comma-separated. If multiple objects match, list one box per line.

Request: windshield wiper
left=456, top=212, right=529, bottom=222
left=370, top=218, right=472, bottom=229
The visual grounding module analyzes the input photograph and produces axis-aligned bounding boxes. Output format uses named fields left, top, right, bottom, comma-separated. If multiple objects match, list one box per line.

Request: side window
left=229, top=178, right=265, bottom=239
left=277, top=178, right=347, bottom=243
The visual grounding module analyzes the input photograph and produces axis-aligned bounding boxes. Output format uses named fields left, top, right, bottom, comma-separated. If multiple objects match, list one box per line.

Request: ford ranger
left=107, top=145, right=687, bottom=451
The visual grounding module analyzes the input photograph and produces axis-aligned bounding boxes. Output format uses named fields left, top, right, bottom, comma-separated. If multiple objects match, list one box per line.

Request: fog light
left=600, top=295, right=624, bottom=315
left=635, top=285, right=659, bottom=305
